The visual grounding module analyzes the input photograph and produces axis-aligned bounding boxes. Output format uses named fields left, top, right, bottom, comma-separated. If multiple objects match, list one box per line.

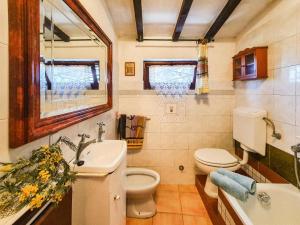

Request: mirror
left=9, top=0, right=112, bottom=148
left=40, top=0, right=108, bottom=118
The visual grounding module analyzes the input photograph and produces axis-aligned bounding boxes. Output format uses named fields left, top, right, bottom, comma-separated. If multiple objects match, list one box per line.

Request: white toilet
left=125, top=168, right=160, bottom=218
left=194, top=107, right=267, bottom=198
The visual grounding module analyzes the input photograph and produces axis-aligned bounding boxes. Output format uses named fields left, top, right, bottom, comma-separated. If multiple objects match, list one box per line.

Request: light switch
left=166, top=103, right=177, bottom=114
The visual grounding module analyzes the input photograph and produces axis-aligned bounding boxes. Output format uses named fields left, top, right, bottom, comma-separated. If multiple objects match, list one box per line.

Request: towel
left=210, top=171, right=249, bottom=201
left=118, top=114, right=127, bottom=139
left=217, top=168, right=256, bottom=194
left=118, top=114, right=146, bottom=140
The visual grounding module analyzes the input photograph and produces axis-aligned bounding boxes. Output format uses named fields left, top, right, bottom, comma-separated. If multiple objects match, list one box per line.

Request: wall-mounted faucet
left=263, top=117, right=281, bottom=140
left=56, top=133, right=96, bottom=166
left=97, top=122, right=105, bottom=142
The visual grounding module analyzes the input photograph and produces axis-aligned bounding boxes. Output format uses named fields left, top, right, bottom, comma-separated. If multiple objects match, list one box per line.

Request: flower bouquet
left=0, top=144, right=76, bottom=218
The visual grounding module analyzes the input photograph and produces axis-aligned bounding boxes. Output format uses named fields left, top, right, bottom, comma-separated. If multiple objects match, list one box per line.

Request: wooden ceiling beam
left=44, top=17, right=70, bottom=42
left=204, top=0, right=241, bottom=42
left=172, top=0, right=193, bottom=42
left=133, top=0, right=143, bottom=42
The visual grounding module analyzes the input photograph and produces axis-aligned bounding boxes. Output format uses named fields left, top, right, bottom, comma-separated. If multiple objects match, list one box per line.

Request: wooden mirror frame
left=9, top=0, right=113, bottom=148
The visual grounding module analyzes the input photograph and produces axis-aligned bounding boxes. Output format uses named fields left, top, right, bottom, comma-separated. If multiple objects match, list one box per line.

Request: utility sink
left=71, top=140, right=127, bottom=174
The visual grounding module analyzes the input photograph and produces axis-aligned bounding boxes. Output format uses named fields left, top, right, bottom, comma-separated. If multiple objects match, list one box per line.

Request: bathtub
left=220, top=183, right=300, bottom=225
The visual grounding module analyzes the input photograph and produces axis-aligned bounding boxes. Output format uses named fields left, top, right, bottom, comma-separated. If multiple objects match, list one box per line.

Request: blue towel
left=217, top=168, right=256, bottom=194
left=210, top=171, right=249, bottom=201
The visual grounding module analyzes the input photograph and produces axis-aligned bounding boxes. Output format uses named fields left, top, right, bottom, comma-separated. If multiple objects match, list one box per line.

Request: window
left=143, top=61, right=197, bottom=90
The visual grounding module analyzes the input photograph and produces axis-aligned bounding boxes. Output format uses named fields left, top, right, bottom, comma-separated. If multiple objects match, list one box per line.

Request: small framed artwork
left=125, top=62, right=135, bottom=76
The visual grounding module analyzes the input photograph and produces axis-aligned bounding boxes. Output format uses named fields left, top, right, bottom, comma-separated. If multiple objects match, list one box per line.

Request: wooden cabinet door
left=32, top=191, right=72, bottom=225
left=233, top=57, right=243, bottom=80
left=243, top=52, right=256, bottom=79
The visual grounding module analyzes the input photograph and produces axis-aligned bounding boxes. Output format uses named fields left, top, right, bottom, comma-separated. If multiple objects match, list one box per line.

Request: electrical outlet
left=166, top=103, right=177, bottom=114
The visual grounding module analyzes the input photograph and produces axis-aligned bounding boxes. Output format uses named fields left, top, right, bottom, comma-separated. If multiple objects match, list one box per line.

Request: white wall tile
left=201, top=115, right=232, bottom=133
left=160, top=133, right=189, bottom=150
left=267, top=121, right=296, bottom=154
left=143, top=133, right=161, bottom=149
left=0, top=0, right=8, bottom=45
left=130, top=150, right=174, bottom=167
left=0, top=119, right=9, bottom=161
left=296, top=65, right=300, bottom=96
left=0, top=43, right=8, bottom=119
left=273, top=66, right=296, bottom=96
left=272, top=95, right=296, bottom=125
left=297, top=96, right=300, bottom=126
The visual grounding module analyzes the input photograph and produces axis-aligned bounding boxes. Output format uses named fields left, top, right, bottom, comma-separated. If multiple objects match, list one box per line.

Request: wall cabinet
left=233, top=47, right=268, bottom=81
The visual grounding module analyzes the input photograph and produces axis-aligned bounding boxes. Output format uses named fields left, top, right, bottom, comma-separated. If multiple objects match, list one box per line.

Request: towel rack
left=116, top=112, right=151, bottom=120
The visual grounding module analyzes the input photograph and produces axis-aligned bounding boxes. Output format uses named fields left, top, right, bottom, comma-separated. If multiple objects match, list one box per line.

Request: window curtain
left=195, top=43, right=209, bottom=94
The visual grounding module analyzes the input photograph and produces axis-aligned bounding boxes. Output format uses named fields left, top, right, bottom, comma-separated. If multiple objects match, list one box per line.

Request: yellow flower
left=53, top=192, right=63, bottom=203
left=39, top=160, right=47, bottom=165
left=39, top=170, right=51, bottom=182
left=29, top=194, right=45, bottom=209
left=21, top=184, right=38, bottom=198
left=0, top=164, right=13, bottom=172
left=18, top=193, right=26, bottom=203
left=41, top=145, right=49, bottom=150
left=51, top=152, right=63, bottom=163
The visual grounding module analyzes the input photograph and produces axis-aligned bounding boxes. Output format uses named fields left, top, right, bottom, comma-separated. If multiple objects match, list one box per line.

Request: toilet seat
left=126, top=168, right=160, bottom=195
left=194, top=148, right=238, bottom=168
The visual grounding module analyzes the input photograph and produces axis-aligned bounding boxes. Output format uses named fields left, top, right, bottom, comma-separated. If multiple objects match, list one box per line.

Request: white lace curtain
left=149, top=65, right=195, bottom=96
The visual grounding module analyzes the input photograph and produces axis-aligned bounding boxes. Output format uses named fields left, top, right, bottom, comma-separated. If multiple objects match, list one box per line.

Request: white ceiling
left=104, top=0, right=275, bottom=40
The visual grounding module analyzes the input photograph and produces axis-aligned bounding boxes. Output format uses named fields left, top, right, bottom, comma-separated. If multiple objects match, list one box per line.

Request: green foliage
left=0, top=144, right=76, bottom=218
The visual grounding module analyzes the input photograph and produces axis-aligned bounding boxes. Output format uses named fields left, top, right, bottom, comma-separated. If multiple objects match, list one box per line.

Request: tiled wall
left=0, top=0, right=119, bottom=162
left=218, top=196, right=236, bottom=225
left=118, top=40, right=236, bottom=184
left=235, top=0, right=300, bottom=155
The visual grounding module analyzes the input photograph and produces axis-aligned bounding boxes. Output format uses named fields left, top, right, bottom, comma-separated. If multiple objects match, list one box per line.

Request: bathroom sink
left=71, top=140, right=127, bottom=174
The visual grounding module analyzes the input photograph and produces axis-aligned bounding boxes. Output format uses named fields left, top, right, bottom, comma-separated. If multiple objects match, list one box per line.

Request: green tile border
left=235, top=141, right=298, bottom=186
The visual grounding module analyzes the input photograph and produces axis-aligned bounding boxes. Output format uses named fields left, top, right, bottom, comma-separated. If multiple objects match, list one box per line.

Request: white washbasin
left=71, top=140, right=127, bottom=174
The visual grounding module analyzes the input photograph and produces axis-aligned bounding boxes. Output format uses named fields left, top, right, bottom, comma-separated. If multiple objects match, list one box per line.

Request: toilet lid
left=195, top=148, right=238, bottom=166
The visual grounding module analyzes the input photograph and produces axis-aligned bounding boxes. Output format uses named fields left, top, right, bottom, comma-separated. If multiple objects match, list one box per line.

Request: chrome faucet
left=257, top=192, right=271, bottom=206
left=97, top=122, right=105, bottom=142
left=292, top=143, right=300, bottom=189
left=56, top=134, right=96, bottom=166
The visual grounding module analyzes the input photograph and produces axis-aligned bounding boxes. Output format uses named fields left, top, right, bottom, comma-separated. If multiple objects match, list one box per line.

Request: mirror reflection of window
left=39, top=0, right=108, bottom=118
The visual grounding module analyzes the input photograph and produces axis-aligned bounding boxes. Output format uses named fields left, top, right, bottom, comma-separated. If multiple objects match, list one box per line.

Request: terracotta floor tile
left=182, top=215, right=213, bottom=225
left=126, top=217, right=153, bottom=225
left=178, top=184, right=198, bottom=193
left=157, top=184, right=179, bottom=192
left=180, top=192, right=208, bottom=216
left=153, top=213, right=183, bottom=225
left=155, top=190, right=182, bottom=214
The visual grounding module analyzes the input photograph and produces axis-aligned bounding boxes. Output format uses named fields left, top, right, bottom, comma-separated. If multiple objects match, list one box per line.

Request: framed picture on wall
left=125, top=62, right=135, bottom=76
